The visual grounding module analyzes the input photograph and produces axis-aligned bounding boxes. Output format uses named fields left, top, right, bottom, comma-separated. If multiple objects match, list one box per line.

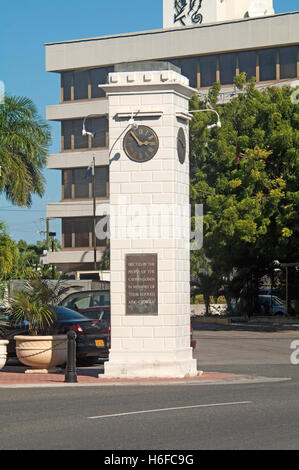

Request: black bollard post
left=65, top=330, right=78, bottom=383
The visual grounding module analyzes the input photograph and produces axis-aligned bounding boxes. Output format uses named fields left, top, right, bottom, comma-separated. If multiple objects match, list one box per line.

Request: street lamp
left=81, top=115, right=105, bottom=271
left=190, top=101, right=222, bottom=129
left=81, top=112, right=139, bottom=271
left=49, top=232, right=56, bottom=280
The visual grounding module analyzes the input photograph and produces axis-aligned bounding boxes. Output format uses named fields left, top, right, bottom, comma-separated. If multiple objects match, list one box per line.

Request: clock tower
left=101, top=64, right=198, bottom=378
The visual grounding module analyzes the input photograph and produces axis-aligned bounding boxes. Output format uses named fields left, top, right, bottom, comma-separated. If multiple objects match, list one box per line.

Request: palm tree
left=9, top=273, right=82, bottom=335
left=0, top=95, right=51, bottom=207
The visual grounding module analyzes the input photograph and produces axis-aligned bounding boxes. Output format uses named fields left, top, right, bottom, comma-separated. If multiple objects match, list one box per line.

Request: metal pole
left=46, top=218, right=50, bottom=250
left=51, top=238, right=55, bottom=280
left=92, top=155, right=97, bottom=271
left=65, top=330, right=77, bottom=383
left=286, top=266, right=289, bottom=316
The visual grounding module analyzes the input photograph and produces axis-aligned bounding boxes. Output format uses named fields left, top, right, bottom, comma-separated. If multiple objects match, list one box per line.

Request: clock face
left=123, top=125, right=159, bottom=163
left=177, top=127, right=186, bottom=164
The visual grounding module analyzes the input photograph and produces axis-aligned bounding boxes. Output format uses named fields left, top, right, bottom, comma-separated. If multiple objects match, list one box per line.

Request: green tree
left=190, top=77, right=299, bottom=315
left=0, top=222, right=16, bottom=279
left=0, top=96, right=51, bottom=207
left=98, top=242, right=110, bottom=271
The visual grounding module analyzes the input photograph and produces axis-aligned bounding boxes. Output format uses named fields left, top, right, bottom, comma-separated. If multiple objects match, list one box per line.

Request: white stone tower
left=102, top=65, right=197, bottom=378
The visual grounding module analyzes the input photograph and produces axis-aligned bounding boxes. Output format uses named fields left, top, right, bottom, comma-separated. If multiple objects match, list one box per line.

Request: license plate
left=95, top=339, right=104, bottom=347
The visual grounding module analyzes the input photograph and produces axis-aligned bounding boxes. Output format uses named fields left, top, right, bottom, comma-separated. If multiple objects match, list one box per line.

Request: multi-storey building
left=44, top=6, right=299, bottom=274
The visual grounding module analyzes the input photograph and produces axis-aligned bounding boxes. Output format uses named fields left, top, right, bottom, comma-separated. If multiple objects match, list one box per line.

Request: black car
left=2, top=306, right=110, bottom=366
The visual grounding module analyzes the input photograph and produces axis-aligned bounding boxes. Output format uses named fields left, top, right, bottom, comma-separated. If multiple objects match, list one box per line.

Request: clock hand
left=178, top=137, right=186, bottom=148
left=130, top=131, right=143, bottom=147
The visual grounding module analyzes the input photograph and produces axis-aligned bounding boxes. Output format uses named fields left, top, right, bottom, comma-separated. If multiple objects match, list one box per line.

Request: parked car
left=1, top=306, right=110, bottom=365
left=60, top=289, right=196, bottom=350
left=259, top=295, right=287, bottom=316
left=231, top=295, right=287, bottom=316
left=60, top=290, right=110, bottom=322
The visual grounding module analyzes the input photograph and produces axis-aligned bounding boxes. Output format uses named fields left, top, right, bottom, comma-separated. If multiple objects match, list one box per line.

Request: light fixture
left=190, top=107, right=222, bottom=130
left=82, top=116, right=95, bottom=137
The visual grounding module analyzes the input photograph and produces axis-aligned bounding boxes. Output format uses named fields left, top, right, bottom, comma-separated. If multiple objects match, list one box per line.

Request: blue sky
left=0, top=0, right=298, bottom=244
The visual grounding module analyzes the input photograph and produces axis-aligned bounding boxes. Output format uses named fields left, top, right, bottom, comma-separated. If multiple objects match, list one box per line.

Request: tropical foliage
left=8, top=274, right=80, bottom=335
left=190, top=76, right=299, bottom=314
left=0, top=95, right=51, bottom=207
left=0, top=227, right=61, bottom=281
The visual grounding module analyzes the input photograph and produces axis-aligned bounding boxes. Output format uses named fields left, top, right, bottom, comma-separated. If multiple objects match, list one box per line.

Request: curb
left=0, top=367, right=291, bottom=389
left=192, top=317, right=230, bottom=325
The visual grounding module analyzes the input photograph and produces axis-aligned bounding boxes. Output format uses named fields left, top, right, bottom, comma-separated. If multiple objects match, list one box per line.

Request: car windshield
left=52, top=306, right=88, bottom=321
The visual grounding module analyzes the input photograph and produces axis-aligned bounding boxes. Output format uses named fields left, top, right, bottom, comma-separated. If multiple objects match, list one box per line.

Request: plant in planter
left=0, top=314, right=9, bottom=370
left=8, top=274, right=79, bottom=372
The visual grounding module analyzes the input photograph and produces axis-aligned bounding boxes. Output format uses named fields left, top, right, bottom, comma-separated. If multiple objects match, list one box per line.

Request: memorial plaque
left=126, top=254, right=158, bottom=315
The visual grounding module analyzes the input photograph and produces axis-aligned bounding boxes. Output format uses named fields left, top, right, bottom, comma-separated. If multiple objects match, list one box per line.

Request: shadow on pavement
left=191, top=318, right=299, bottom=333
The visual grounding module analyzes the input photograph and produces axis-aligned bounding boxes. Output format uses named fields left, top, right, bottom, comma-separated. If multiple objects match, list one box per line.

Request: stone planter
left=0, top=340, right=9, bottom=370
left=14, top=335, right=67, bottom=372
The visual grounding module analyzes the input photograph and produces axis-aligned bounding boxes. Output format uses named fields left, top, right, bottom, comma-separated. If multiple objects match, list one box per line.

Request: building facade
left=44, top=9, right=299, bottom=273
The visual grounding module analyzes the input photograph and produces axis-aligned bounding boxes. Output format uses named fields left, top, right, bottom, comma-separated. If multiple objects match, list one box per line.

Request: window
left=61, top=118, right=108, bottom=151
left=90, top=117, right=108, bottom=148
left=95, top=166, right=109, bottom=198
left=74, top=219, right=90, bottom=248
left=94, top=216, right=109, bottom=247
left=62, top=121, right=72, bottom=150
left=74, top=168, right=89, bottom=199
left=61, top=67, right=114, bottom=102
left=280, top=46, right=297, bottom=79
left=62, top=167, right=109, bottom=200
left=62, top=217, right=108, bottom=249
left=90, top=67, right=113, bottom=98
left=259, top=48, right=276, bottom=81
left=238, top=50, right=256, bottom=80
left=219, top=53, right=236, bottom=85
left=63, top=219, right=72, bottom=248
left=73, top=119, right=89, bottom=149
left=65, top=293, right=92, bottom=309
left=62, top=169, right=72, bottom=199
left=200, top=55, right=217, bottom=87
left=73, top=70, right=89, bottom=100
left=93, top=292, right=110, bottom=307
left=180, top=57, right=198, bottom=88
left=62, top=72, right=72, bottom=101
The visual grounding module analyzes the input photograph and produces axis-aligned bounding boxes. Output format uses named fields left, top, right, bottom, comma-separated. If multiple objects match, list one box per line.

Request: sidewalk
left=0, top=364, right=289, bottom=388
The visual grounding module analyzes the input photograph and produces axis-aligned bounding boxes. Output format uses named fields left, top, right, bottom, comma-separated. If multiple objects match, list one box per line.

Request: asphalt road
left=1, top=328, right=299, bottom=451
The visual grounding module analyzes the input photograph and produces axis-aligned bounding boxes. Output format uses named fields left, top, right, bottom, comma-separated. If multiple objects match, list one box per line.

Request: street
left=0, top=327, right=299, bottom=450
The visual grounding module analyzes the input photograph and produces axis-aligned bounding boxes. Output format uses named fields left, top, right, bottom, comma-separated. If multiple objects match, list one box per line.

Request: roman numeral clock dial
left=177, top=127, right=186, bottom=164
left=123, top=125, right=159, bottom=162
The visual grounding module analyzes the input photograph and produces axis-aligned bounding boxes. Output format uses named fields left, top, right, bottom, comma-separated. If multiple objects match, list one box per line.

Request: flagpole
left=92, top=154, right=97, bottom=271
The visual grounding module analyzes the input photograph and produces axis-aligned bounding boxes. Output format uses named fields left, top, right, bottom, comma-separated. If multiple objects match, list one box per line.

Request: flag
left=85, top=159, right=95, bottom=180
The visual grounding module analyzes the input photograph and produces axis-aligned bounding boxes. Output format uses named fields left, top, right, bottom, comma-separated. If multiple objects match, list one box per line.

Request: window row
left=169, top=45, right=298, bottom=88
left=60, top=47, right=298, bottom=102
left=61, top=117, right=109, bottom=151
left=62, top=217, right=108, bottom=249
left=62, top=167, right=109, bottom=200
left=61, top=66, right=113, bottom=102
